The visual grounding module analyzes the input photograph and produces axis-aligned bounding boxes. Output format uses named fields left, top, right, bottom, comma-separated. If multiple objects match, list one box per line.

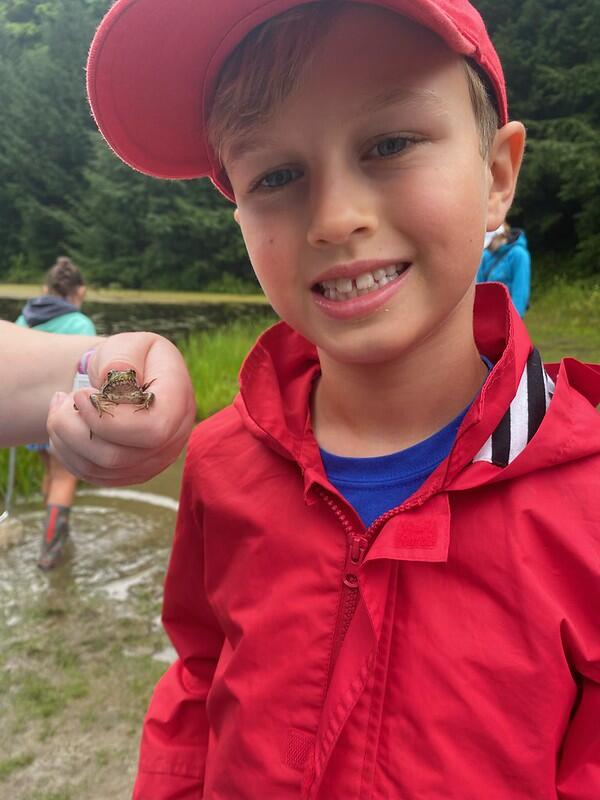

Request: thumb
left=88, top=332, right=157, bottom=388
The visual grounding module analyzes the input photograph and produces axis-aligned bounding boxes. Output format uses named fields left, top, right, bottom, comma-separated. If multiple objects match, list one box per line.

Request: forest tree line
left=0, top=0, right=598, bottom=291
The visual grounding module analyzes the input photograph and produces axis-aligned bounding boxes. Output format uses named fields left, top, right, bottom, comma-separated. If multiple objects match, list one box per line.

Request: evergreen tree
left=66, top=135, right=250, bottom=291
left=479, top=0, right=600, bottom=275
left=0, top=0, right=107, bottom=278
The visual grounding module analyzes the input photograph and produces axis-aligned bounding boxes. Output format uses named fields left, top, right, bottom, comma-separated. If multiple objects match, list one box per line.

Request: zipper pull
left=343, top=534, right=368, bottom=588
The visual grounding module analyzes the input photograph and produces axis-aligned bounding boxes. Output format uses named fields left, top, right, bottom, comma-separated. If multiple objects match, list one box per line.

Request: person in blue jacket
left=477, top=222, right=531, bottom=316
left=16, top=256, right=96, bottom=569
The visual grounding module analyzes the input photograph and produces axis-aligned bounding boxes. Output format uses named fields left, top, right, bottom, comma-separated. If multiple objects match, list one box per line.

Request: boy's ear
left=486, top=121, right=526, bottom=231
left=233, top=208, right=240, bottom=226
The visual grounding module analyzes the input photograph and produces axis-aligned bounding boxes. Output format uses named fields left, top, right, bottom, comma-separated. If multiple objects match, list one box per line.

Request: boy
left=88, top=1, right=600, bottom=797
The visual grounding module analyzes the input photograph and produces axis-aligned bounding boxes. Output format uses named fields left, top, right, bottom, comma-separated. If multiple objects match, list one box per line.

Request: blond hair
left=207, top=3, right=499, bottom=170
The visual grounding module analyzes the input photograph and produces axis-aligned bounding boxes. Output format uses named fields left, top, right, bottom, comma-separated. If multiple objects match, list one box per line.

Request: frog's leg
left=89, top=394, right=117, bottom=417
left=141, top=378, right=156, bottom=392
left=133, top=392, right=155, bottom=412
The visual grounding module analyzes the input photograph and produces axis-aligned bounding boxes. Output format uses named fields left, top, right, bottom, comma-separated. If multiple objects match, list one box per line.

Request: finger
left=87, top=332, right=158, bottom=388
left=50, top=423, right=184, bottom=485
left=81, top=337, right=195, bottom=448
left=49, top=395, right=189, bottom=482
left=73, top=386, right=193, bottom=450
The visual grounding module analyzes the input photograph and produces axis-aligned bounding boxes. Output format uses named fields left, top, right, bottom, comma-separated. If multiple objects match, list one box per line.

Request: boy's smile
left=227, top=5, right=513, bottom=374
left=311, top=258, right=411, bottom=320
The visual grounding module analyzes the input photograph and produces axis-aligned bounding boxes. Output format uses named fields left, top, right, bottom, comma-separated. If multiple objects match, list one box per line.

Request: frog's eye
left=128, top=369, right=137, bottom=378
left=106, top=370, right=117, bottom=379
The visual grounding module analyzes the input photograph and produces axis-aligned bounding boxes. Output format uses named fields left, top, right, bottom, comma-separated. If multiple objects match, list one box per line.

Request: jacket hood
left=499, top=228, right=527, bottom=252
left=236, top=283, right=600, bottom=492
left=21, top=295, right=79, bottom=327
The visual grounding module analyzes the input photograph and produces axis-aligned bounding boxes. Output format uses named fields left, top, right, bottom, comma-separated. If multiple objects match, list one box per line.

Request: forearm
left=0, top=321, right=101, bottom=446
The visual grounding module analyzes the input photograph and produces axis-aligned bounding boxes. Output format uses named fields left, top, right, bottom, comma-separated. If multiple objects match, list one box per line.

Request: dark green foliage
left=65, top=136, right=250, bottom=290
left=0, top=0, right=598, bottom=287
left=0, top=446, right=43, bottom=503
left=0, top=0, right=106, bottom=277
left=478, top=0, right=600, bottom=276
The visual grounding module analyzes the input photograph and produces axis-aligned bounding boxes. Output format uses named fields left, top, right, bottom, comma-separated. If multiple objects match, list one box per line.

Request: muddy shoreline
left=0, top=457, right=184, bottom=798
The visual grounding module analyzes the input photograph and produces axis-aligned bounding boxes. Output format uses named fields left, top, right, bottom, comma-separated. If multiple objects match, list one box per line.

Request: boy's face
left=226, top=5, right=505, bottom=367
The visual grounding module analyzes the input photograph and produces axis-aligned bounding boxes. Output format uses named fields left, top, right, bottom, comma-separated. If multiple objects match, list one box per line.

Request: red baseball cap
left=87, top=0, right=507, bottom=199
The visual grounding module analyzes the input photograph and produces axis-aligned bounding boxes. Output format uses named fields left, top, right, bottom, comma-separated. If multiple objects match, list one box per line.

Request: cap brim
left=87, top=0, right=507, bottom=191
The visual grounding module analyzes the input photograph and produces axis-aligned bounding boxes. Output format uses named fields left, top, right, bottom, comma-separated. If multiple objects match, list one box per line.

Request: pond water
left=0, top=295, right=269, bottom=340
left=1, top=490, right=175, bottom=629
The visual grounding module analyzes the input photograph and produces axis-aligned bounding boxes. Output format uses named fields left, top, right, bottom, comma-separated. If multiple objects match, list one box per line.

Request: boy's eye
left=257, top=167, right=301, bottom=190
left=368, top=136, right=412, bottom=158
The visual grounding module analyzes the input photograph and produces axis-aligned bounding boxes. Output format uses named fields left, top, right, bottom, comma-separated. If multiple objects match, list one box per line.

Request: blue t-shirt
left=320, top=358, right=492, bottom=528
left=321, top=407, right=467, bottom=528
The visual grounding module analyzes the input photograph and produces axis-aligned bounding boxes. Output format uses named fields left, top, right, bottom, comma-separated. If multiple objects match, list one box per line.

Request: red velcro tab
left=366, top=493, right=451, bottom=563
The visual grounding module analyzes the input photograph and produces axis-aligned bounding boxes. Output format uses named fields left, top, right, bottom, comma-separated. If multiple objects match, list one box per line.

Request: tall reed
left=178, top=315, right=276, bottom=419
left=0, top=446, right=44, bottom=506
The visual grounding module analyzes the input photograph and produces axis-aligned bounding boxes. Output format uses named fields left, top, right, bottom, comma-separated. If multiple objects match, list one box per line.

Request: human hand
left=47, top=332, right=196, bottom=486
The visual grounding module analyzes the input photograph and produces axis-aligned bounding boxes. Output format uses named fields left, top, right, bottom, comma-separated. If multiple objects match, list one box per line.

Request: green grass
left=179, top=314, right=276, bottom=419
left=0, top=753, right=35, bottom=781
left=0, top=570, right=169, bottom=798
left=0, top=446, right=43, bottom=506
left=526, top=277, right=600, bottom=362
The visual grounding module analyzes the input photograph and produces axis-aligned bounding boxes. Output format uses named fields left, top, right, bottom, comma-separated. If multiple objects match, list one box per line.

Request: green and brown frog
left=89, top=369, right=156, bottom=418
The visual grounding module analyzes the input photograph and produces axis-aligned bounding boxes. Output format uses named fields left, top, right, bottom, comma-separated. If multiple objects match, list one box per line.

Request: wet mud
left=0, top=459, right=183, bottom=799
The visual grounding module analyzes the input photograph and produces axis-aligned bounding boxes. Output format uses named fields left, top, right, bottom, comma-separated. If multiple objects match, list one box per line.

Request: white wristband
left=72, top=371, right=91, bottom=391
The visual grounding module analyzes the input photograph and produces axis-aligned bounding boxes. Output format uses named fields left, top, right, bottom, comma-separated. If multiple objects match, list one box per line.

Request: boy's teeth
left=318, top=264, right=405, bottom=301
left=335, top=277, right=353, bottom=293
left=355, top=272, right=374, bottom=290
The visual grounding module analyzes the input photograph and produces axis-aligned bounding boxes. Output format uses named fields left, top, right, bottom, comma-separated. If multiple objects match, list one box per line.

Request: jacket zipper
left=319, top=488, right=431, bottom=687
left=318, top=489, right=369, bottom=687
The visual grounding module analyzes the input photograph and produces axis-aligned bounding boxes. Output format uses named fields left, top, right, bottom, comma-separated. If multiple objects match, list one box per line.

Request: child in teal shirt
left=16, top=255, right=96, bottom=336
left=16, top=256, right=95, bottom=568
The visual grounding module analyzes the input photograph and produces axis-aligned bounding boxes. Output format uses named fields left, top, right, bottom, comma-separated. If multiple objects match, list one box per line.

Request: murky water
left=0, top=475, right=179, bottom=655
left=0, top=296, right=269, bottom=340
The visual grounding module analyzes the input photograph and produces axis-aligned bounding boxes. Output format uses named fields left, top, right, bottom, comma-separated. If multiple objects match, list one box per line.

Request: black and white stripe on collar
left=473, top=348, right=555, bottom=467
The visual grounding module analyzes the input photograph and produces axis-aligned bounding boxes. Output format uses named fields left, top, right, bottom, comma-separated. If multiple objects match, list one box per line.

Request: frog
left=89, top=369, right=156, bottom=418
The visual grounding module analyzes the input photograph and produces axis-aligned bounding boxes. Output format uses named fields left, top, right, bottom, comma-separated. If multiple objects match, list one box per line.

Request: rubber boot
left=38, top=504, right=71, bottom=570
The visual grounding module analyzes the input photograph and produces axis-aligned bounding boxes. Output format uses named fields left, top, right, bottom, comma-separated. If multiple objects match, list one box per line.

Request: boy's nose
left=306, top=174, right=378, bottom=247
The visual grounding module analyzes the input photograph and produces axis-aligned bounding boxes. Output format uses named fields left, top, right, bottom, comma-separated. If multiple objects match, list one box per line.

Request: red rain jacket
left=134, top=284, right=600, bottom=799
